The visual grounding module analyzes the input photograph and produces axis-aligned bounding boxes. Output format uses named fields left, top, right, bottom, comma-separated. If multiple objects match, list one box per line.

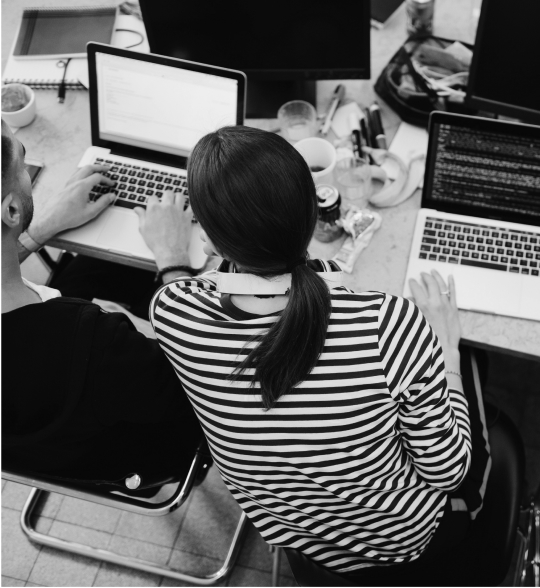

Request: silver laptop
left=58, top=42, right=246, bottom=269
left=403, top=112, right=540, bottom=321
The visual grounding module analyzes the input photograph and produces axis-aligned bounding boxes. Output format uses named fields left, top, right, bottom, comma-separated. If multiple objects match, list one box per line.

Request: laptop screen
left=95, top=52, right=239, bottom=157
left=423, top=113, right=540, bottom=226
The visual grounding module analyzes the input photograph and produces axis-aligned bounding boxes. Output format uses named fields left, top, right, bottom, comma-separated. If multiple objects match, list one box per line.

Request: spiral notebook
left=2, top=5, right=116, bottom=89
left=2, top=56, right=90, bottom=89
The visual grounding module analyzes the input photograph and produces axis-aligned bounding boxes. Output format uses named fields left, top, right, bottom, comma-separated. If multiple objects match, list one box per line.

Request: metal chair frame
left=2, top=448, right=248, bottom=586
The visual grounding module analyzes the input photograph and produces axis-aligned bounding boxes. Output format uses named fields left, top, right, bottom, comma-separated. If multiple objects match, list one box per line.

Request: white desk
left=3, top=0, right=540, bottom=359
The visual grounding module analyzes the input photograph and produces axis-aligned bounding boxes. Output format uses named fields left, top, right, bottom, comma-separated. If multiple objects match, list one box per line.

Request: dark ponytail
left=236, top=263, right=331, bottom=409
left=188, top=126, right=331, bottom=409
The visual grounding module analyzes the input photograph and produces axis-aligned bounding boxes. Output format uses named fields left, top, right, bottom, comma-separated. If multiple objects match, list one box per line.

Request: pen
left=348, top=113, right=367, bottom=162
left=57, top=58, right=71, bottom=104
left=369, top=103, right=387, bottom=149
left=320, top=84, right=345, bottom=136
left=360, top=116, right=372, bottom=148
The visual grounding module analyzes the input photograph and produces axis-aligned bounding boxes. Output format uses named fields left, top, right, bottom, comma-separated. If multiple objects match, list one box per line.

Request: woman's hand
left=409, top=270, right=461, bottom=371
left=134, top=191, right=192, bottom=269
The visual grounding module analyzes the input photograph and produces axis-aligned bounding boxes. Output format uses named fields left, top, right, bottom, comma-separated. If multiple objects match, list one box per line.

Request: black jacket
left=2, top=297, right=202, bottom=486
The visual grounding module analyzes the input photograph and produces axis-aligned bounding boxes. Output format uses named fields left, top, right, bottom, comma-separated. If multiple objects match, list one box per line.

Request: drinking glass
left=277, top=100, right=317, bottom=143
left=336, top=157, right=373, bottom=211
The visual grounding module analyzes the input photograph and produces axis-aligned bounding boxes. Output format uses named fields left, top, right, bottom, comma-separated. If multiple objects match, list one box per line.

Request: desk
left=3, top=0, right=540, bottom=359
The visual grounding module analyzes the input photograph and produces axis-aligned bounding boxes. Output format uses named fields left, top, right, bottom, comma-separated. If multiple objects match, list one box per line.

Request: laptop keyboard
left=420, top=216, right=540, bottom=277
left=89, top=157, right=188, bottom=210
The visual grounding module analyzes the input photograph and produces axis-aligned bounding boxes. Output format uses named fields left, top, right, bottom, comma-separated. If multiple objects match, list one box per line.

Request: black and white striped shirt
left=150, top=263, right=471, bottom=573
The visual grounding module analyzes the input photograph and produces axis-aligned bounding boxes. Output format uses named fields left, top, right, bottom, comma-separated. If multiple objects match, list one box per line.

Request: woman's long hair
left=188, top=126, right=331, bottom=409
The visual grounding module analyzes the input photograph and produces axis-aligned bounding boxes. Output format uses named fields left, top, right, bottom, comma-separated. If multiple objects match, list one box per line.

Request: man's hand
left=134, top=191, right=192, bottom=269
left=409, top=270, right=461, bottom=372
left=29, top=165, right=116, bottom=244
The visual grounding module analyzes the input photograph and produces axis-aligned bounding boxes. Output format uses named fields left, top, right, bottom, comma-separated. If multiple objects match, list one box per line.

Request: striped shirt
left=150, top=262, right=471, bottom=573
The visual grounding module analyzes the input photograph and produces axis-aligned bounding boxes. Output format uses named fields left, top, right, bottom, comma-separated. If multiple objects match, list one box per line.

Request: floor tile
left=93, top=563, right=161, bottom=587
left=1, top=508, right=43, bottom=582
left=32, top=492, right=64, bottom=520
left=1, top=483, right=32, bottom=512
left=24, top=583, right=46, bottom=587
left=173, top=473, right=242, bottom=559
left=28, top=547, right=100, bottom=587
left=48, top=520, right=112, bottom=549
left=237, top=523, right=274, bottom=572
left=226, top=564, right=272, bottom=587
left=29, top=514, right=54, bottom=536
left=160, top=550, right=227, bottom=587
left=236, top=523, right=294, bottom=577
left=55, top=497, right=120, bottom=534
left=115, top=507, right=186, bottom=548
left=1, top=576, right=25, bottom=586
left=277, top=574, right=298, bottom=586
left=108, top=535, right=171, bottom=566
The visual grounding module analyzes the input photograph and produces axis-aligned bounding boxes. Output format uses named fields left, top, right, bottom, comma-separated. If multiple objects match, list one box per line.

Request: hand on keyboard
left=92, top=157, right=189, bottom=211
left=408, top=270, right=462, bottom=373
left=30, top=164, right=116, bottom=244
left=134, top=190, right=192, bottom=269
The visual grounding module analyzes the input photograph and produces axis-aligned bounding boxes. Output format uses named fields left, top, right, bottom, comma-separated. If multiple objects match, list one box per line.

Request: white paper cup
left=294, top=137, right=337, bottom=185
left=1, top=84, right=37, bottom=128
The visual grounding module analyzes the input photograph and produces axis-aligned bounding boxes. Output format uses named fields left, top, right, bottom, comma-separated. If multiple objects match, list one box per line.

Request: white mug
left=294, top=137, right=337, bottom=185
left=1, top=84, right=37, bottom=128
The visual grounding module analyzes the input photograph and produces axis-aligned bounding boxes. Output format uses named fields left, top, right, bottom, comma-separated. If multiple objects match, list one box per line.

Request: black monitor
left=466, top=0, right=540, bottom=124
left=139, top=0, right=371, bottom=118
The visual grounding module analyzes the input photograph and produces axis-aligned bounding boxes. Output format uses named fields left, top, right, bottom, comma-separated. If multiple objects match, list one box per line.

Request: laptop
left=403, top=111, right=540, bottom=321
left=58, top=42, right=246, bottom=269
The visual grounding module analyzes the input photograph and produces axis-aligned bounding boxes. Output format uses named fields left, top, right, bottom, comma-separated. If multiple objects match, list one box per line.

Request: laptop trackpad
left=97, top=209, right=154, bottom=259
left=457, top=266, right=521, bottom=314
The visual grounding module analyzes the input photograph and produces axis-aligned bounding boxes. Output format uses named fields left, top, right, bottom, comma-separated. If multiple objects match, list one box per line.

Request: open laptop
left=403, top=111, right=540, bottom=321
left=58, top=42, right=246, bottom=269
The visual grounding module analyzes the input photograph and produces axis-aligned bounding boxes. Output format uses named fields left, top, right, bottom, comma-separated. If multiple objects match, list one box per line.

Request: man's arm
left=18, top=164, right=115, bottom=263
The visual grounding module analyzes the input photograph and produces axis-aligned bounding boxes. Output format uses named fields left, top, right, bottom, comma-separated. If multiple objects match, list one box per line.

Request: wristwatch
left=18, top=231, right=43, bottom=252
left=155, top=264, right=198, bottom=284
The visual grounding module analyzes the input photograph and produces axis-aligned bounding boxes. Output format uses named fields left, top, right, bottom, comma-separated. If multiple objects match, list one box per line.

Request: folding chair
left=2, top=440, right=248, bottom=586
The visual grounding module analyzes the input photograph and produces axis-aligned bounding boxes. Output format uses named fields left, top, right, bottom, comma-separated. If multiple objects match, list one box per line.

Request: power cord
left=115, top=28, right=144, bottom=49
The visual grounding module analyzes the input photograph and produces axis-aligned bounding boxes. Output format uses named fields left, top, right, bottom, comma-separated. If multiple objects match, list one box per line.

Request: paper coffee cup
left=294, top=137, right=337, bottom=185
left=1, top=84, right=37, bottom=128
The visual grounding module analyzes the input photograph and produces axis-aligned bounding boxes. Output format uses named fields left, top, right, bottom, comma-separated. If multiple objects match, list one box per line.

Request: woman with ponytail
left=149, top=126, right=486, bottom=581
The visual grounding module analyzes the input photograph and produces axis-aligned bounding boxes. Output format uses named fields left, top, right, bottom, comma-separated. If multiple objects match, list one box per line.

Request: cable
left=115, top=28, right=144, bottom=49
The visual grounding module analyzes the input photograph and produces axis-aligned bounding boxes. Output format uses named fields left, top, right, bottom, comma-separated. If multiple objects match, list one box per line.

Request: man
left=2, top=120, right=201, bottom=489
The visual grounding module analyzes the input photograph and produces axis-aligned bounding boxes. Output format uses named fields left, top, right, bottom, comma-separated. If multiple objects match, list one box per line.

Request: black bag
left=374, top=35, right=476, bottom=127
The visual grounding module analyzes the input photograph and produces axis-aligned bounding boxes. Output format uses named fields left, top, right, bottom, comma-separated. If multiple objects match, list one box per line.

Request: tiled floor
left=2, top=253, right=539, bottom=587
left=1, top=466, right=296, bottom=587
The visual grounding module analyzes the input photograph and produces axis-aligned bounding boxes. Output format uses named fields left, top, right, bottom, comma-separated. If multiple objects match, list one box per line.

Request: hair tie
left=286, top=257, right=307, bottom=272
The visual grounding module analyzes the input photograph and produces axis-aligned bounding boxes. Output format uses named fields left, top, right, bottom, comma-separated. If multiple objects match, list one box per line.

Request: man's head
left=2, top=119, right=33, bottom=238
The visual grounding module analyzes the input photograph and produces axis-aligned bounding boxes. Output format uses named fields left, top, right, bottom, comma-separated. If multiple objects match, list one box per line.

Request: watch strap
left=18, top=231, right=43, bottom=253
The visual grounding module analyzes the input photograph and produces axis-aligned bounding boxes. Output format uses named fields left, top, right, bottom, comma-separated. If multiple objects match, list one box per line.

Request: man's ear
left=1, top=194, right=22, bottom=230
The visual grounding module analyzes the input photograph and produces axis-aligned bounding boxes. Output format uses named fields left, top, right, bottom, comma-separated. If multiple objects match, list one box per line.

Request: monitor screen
left=95, top=51, right=240, bottom=157
left=139, top=0, right=370, bottom=81
left=466, top=0, right=540, bottom=123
